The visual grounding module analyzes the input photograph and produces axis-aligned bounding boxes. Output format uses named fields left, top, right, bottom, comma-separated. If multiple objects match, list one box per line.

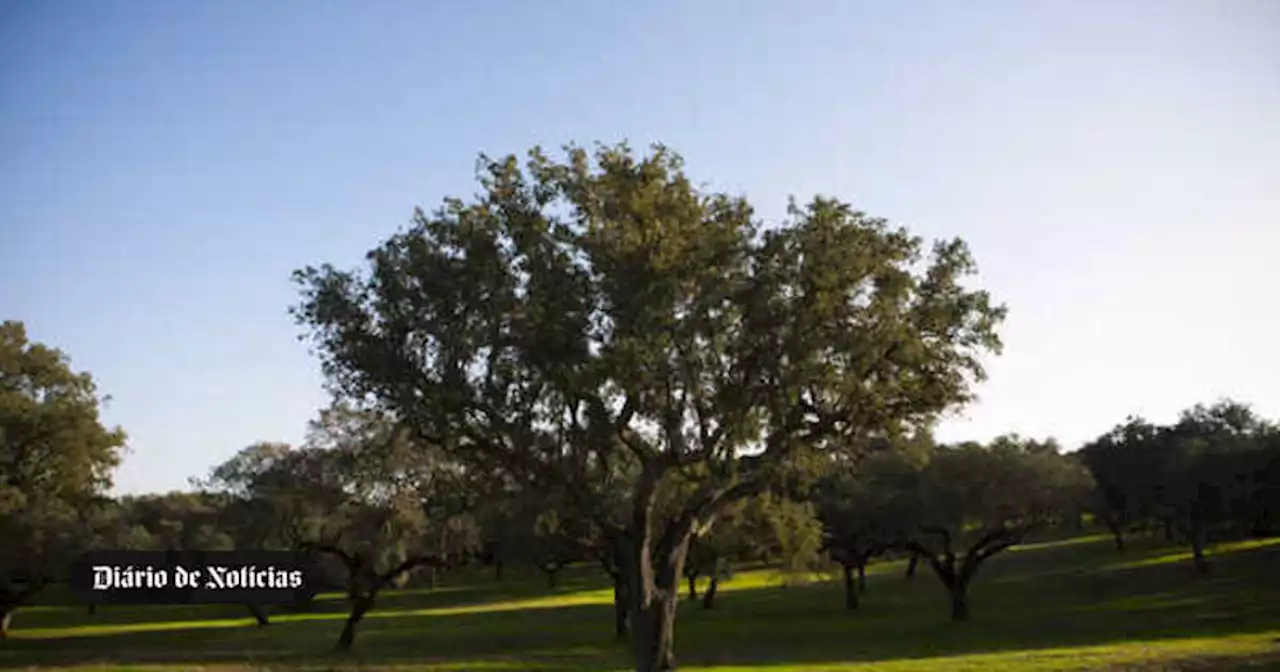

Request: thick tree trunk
left=842, top=564, right=858, bottom=611
left=335, top=595, right=375, bottom=652
left=948, top=580, right=970, bottom=621
left=613, top=577, right=630, bottom=640
left=686, top=575, right=698, bottom=601
left=857, top=560, right=868, bottom=593
left=622, top=460, right=733, bottom=672
left=624, top=521, right=686, bottom=671
left=246, top=603, right=270, bottom=627
left=545, top=567, right=560, bottom=589
left=0, top=605, right=12, bottom=639
left=701, top=577, right=719, bottom=610
left=905, top=554, right=919, bottom=578
left=631, top=595, right=678, bottom=672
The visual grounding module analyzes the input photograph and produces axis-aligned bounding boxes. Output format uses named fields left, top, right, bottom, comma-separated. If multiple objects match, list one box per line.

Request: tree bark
left=544, top=566, right=561, bottom=589
left=625, top=463, right=681, bottom=672
left=701, top=576, right=718, bottom=610
left=686, top=575, right=698, bottom=601
left=621, top=459, right=760, bottom=671
left=842, top=564, right=858, bottom=611
left=0, top=605, right=12, bottom=639
left=0, top=583, right=46, bottom=639
left=905, top=554, right=919, bottom=578
left=948, top=580, right=970, bottom=621
left=630, top=594, right=678, bottom=672
left=857, top=560, right=868, bottom=593
left=613, top=577, right=630, bottom=640
left=246, top=603, right=270, bottom=627
left=335, top=594, right=374, bottom=652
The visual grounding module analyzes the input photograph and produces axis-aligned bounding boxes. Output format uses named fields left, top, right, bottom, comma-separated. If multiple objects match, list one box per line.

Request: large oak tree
left=292, top=143, right=1005, bottom=671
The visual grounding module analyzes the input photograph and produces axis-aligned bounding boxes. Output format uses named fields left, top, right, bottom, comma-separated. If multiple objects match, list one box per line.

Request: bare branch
left=376, top=554, right=449, bottom=588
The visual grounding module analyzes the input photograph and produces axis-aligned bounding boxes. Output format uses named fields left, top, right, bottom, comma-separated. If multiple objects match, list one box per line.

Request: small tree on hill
left=817, top=442, right=930, bottom=610
left=902, top=438, right=1093, bottom=621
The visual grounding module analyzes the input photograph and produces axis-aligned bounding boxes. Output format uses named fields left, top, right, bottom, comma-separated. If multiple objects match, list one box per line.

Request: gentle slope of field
left=2, top=533, right=1279, bottom=671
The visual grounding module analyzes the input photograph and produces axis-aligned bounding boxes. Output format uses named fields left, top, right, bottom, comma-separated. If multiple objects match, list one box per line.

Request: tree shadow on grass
left=3, top=539, right=1278, bottom=671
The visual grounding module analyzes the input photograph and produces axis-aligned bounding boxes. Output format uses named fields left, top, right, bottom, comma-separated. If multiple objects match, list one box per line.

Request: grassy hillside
left=2, top=533, right=1278, bottom=671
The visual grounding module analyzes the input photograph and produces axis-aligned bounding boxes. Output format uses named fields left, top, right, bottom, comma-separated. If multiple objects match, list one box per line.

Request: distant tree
left=529, top=499, right=589, bottom=589
left=292, top=143, right=1005, bottom=671
left=112, top=491, right=277, bottom=622
left=817, top=441, right=931, bottom=610
left=274, top=404, right=479, bottom=652
left=193, top=442, right=303, bottom=623
left=473, top=482, right=527, bottom=583
left=567, top=463, right=639, bottom=640
left=0, top=321, right=127, bottom=638
left=1079, top=417, right=1164, bottom=552
left=1079, top=400, right=1280, bottom=573
left=1158, top=401, right=1278, bottom=572
left=757, top=494, right=827, bottom=588
left=117, top=492, right=236, bottom=552
left=901, top=437, right=1093, bottom=621
left=682, top=521, right=738, bottom=609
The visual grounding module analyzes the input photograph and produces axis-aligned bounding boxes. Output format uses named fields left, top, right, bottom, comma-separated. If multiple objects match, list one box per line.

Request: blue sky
left=2, top=0, right=1276, bottom=495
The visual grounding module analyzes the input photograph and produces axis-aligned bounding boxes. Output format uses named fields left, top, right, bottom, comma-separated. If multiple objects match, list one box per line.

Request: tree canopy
left=292, top=143, right=1007, bottom=671
left=1080, top=400, right=1280, bottom=572
left=0, top=320, right=127, bottom=636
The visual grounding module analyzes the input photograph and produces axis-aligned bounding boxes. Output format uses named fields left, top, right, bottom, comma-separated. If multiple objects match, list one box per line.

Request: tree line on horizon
left=4, top=143, right=1279, bottom=672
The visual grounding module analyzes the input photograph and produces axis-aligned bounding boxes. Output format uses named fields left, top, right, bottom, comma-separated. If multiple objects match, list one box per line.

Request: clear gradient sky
left=2, top=1, right=1276, bottom=495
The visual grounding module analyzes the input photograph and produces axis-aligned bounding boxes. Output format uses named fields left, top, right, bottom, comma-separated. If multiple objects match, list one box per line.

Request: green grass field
left=3, top=533, right=1279, bottom=671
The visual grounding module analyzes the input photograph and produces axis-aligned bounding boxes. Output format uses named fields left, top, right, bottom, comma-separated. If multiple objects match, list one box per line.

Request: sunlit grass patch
left=1104, top=537, right=1280, bottom=571
left=688, top=631, right=1280, bottom=671
left=1076, top=592, right=1208, bottom=613
left=11, top=617, right=263, bottom=639
left=1, top=663, right=535, bottom=672
left=8, top=589, right=624, bottom=639
left=1010, top=534, right=1113, bottom=552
